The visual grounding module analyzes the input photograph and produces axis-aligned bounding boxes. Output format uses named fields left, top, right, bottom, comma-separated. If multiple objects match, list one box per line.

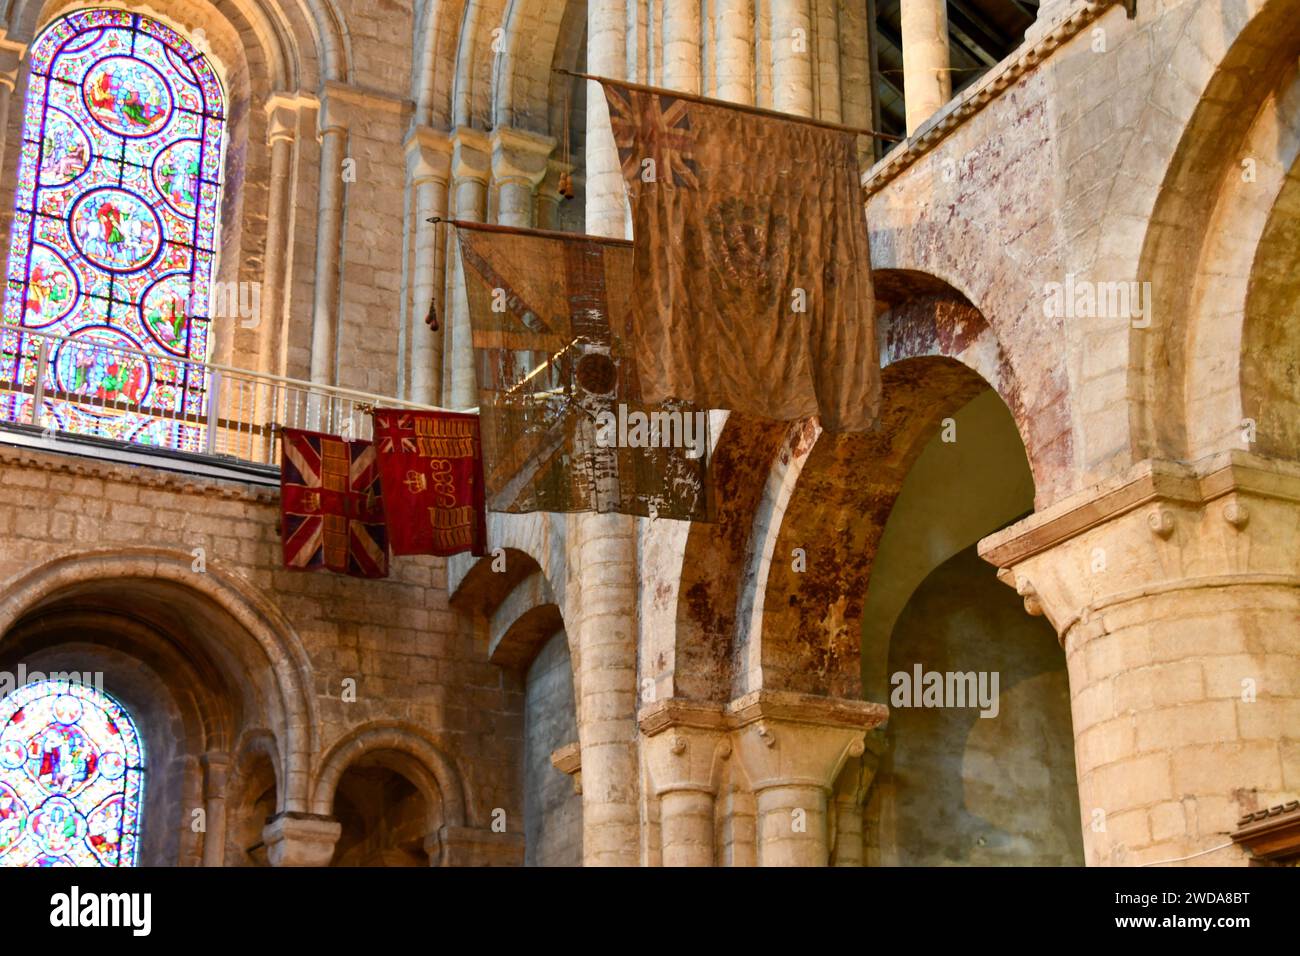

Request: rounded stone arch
left=310, top=722, right=469, bottom=831
left=1129, top=0, right=1300, bottom=461
left=492, top=0, right=585, bottom=135
left=449, top=0, right=505, bottom=129
left=0, top=547, right=317, bottom=813
left=412, top=0, right=470, bottom=126
left=753, top=272, right=1047, bottom=698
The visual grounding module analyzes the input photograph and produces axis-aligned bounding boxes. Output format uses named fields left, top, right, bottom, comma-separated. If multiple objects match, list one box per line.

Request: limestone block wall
left=0, top=445, right=524, bottom=864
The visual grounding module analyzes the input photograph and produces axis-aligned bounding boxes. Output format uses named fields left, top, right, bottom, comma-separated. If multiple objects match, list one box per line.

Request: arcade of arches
left=0, top=0, right=1298, bottom=867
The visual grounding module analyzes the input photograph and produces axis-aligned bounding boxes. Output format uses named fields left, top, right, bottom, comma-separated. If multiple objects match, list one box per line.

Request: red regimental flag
left=280, top=427, right=389, bottom=578
left=372, top=409, right=487, bottom=557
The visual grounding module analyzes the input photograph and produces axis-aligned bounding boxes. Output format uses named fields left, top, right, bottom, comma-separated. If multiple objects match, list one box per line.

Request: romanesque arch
left=1131, top=0, right=1300, bottom=462
left=0, top=547, right=316, bottom=816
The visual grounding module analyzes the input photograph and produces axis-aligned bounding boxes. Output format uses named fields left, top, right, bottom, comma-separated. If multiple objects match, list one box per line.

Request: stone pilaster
left=262, top=812, right=341, bottom=867
left=200, top=752, right=230, bottom=867
left=444, top=126, right=489, bottom=409
left=261, top=94, right=306, bottom=378
left=308, top=91, right=350, bottom=387
left=404, top=126, right=452, bottom=404
left=980, top=452, right=1300, bottom=866
left=771, top=0, right=815, bottom=116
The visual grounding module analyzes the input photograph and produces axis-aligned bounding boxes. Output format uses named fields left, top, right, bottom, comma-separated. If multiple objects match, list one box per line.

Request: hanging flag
left=454, top=220, right=712, bottom=520
left=371, top=408, right=488, bottom=556
left=280, top=427, right=389, bottom=578
left=595, top=75, right=880, bottom=433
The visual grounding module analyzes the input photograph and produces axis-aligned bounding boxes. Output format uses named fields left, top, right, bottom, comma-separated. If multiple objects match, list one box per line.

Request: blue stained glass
left=0, top=680, right=145, bottom=867
left=1, top=10, right=227, bottom=451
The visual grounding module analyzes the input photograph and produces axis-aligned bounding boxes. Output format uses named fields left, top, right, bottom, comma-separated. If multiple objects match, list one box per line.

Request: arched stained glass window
left=0, top=680, right=145, bottom=867
left=0, top=9, right=226, bottom=451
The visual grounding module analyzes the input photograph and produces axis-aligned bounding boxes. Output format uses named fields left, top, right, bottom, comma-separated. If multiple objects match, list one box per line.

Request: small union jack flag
left=605, top=87, right=699, bottom=189
left=280, top=427, right=389, bottom=578
left=374, top=412, right=418, bottom=454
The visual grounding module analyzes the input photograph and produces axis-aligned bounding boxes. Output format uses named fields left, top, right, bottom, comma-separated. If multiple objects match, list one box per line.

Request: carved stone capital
left=979, top=452, right=1300, bottom=640
left=451, top=126, right=491, bottom=186
left=262, top=812, right=341, bottom=867
left=405, top=125, right=453, bottom=185
left=490, top=126, right=556, bottom=188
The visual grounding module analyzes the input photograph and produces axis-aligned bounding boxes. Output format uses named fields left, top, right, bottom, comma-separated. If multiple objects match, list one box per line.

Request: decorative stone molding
left=262, top=812, right=341, bottom=867
left=1232, top=802, right=1300, bottom=865
left=0, top=444, right=279, bottom=503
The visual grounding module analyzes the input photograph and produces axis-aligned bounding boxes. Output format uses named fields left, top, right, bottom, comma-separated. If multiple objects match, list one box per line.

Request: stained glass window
left=0, top=9, right=226, bottom=451
left=0, top=679, right=145, bottom=867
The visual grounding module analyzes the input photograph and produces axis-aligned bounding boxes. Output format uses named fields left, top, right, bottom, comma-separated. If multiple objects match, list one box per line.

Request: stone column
left=771, top=0, right=814, bottom=116
left=662, top=0, right=702, bottom=94
left=262, top=812, right=341, bottom=867
left=568, top=0, right=642, bottom=867
left=444, top=127, right=489, bottom=409
left=899, top=0, right=951, bottom=134
left=641, top=700, right=730, bottom=866
left=200, top=752, right=230, bottom=867
left=714, top=0, right=755, bottom=104
left=980, top=452, right=1300, bottom=866
left=536, top=160, right=571, bottom=230
left=730, top=691, right=888, bottom=866
left=404, top=127, right=452, bottom=404
left=490, top=127, right=555, bottom=229
left=261, top=96, right=301, bottom=378
left=308, top=95, right=349, bottom=387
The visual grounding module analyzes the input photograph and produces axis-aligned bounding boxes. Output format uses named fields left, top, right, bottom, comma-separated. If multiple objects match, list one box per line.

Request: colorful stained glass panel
left=0, top=680, right=145, bottom=867
left=1, top=10, right=226, bottom=452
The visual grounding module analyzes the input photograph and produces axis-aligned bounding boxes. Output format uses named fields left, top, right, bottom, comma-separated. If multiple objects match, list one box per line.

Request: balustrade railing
left=0, top=326, right=443, bottom=471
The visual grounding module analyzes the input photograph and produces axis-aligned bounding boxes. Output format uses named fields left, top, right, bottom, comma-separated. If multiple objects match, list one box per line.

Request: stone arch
left=1131, top=0, right=1300, bottom=461
left=310, top=722, right=469, bottom=830
left=754, top=272, right=1047, bottom=698
left=493, top=0, right=583, bottom=134
left=0, top=547, right=316, bottom=812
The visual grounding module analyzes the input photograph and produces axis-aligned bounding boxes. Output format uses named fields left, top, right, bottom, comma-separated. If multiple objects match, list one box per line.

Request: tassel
left=424, top=295, right=439, bottom=331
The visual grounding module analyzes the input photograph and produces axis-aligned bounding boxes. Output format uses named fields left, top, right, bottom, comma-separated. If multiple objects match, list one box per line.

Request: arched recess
left=225, top=728, right=280, bottom=866
left=753, top=272, right=1064, bottom=698
left=451, top=542, right=582, bottom=867
left=0, top=548, right=316, bottom=820
left=1131, top=0, right=1300, bottom=461
left=311, top=723, right=476, bottom=865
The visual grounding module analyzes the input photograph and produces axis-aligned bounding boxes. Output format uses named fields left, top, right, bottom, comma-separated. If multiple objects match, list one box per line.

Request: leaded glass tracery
left=0, top=9, right=226, bottom=450
left=0, top=680, right=145, bottom=867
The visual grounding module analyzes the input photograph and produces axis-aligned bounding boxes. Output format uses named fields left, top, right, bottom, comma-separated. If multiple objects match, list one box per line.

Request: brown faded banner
left=455, top=220, right=712, bottom=521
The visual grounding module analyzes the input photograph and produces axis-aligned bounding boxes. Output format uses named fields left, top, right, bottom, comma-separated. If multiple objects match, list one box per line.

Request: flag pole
left=427, top=215, right=634, bottom=247
left=555, top=67, right=902, bottom=142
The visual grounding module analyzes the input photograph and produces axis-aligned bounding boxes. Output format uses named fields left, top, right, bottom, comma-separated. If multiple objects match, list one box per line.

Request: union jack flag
left=605, top=87, right=699, bottom=189
left=279, top=427, right=389, bottom=578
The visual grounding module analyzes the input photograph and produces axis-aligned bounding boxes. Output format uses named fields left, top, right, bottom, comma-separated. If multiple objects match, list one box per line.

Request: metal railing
left=0, top=325, right=447, bottom=470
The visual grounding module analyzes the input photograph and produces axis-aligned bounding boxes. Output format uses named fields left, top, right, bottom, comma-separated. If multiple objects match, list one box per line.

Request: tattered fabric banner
left=454, top=220, right=712, bottom=520
left=597, top=76, right=880, bottom=433
left=372, top=408, right=487, bottom=557
left=280, top=428, right=389, bottom=578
